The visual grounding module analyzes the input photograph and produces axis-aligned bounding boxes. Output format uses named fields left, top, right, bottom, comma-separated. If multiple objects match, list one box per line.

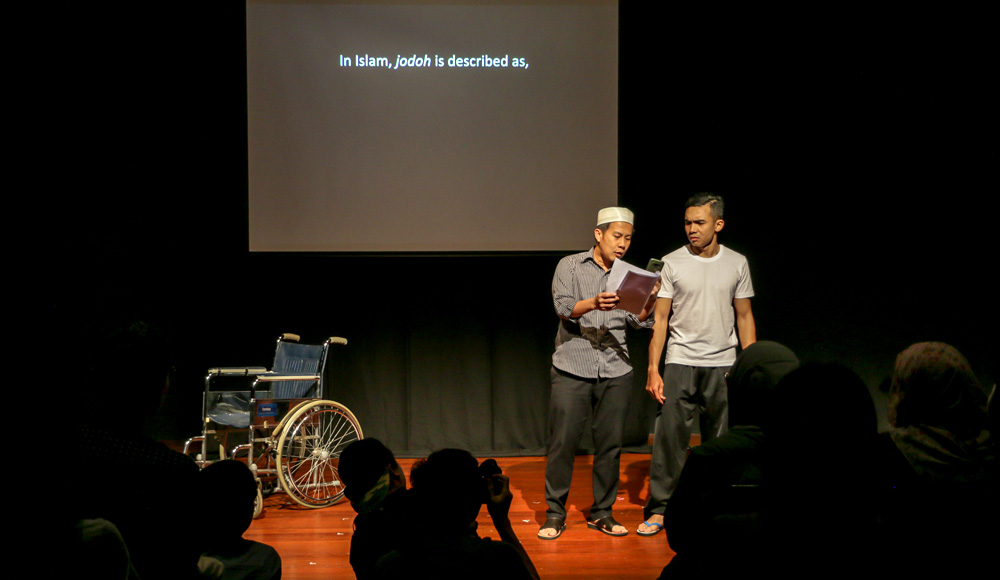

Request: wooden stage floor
left=244, top=453, right=673, bottom=580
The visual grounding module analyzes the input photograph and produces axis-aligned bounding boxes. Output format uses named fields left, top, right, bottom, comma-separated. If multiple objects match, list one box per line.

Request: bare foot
left=537, top=518, right=565, bottom=539
left=637, top=514, right=664, bottom=535
left=587, top=516, right=628, bottom=536
left=538, top=526, right=559, bottom=538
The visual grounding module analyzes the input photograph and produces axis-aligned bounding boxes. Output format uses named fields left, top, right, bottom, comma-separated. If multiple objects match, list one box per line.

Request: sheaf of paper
left=607, top=259, right=660, bottom=314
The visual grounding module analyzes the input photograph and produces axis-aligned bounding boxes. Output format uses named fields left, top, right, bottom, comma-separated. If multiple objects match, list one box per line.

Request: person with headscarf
left=886, top=342, right=991, bottom=482
left=879, top=342, right=995, bottom=576
left=657, top=340, right=799, bottom=578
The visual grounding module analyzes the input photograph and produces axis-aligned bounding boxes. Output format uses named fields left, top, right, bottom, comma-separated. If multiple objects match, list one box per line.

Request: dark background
left=49, top=3, right=995, bottom=457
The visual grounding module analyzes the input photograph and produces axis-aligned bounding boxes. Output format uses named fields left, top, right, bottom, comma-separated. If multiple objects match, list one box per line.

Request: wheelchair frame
left=183, top=334, right=363, bottom=510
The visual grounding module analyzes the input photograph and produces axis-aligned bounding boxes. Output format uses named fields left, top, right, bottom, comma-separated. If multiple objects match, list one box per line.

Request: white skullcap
left=596, top=207, right=634, bottom=226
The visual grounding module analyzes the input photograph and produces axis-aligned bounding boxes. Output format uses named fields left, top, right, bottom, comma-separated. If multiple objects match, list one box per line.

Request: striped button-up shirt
left=551, top=249, right=653, bottom=379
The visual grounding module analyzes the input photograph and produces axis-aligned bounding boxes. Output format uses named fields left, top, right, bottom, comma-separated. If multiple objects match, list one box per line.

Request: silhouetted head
left=767, top=362, right=877, bottom=480
left=763, top=363, right=882, bottom=580
left=200, top=460, right=257, bottom=545
left=340, top=438, right=405, bottom=514
left=83, top=316, right=175, bottom=425
left=726, top=341, right=799, bottom=428
left=409, top=449, right=484, bottom=535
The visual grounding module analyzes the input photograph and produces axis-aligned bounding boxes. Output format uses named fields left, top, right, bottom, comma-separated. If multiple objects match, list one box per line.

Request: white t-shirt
left=658, top=245, right=754, bottom=367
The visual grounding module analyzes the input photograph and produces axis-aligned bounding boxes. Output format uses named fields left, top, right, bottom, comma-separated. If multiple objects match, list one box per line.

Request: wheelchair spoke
left=276, top=400, right=363, bottom=508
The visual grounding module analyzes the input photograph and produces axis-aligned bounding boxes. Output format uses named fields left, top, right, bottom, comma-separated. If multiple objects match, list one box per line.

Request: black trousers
left=645, top=364, right=728, bottom=519
left=544, top=366, right=632, bottom=521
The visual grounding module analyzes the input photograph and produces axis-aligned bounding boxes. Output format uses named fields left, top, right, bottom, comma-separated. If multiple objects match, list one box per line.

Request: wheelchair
left=183, top=333, right=363, bottom=510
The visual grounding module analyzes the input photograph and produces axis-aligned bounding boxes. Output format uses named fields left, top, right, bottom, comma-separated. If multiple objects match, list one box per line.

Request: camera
left=478, top=458, right=502, bottom=499
left=478, top=458, right=501, bottom=478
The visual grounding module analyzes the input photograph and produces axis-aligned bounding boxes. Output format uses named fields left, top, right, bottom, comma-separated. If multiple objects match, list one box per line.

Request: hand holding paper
left=607, top=259, right=661, bottom=314
left=595, top=291, right=621, bottom=311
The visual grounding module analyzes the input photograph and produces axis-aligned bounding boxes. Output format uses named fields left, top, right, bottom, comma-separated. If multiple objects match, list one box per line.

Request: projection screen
left=247, top=0, right=619, bottom=252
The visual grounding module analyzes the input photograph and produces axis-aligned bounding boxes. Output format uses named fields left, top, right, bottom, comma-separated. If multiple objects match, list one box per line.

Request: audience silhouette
left=761, top=362, right=882, bottom=576
left=69, top=318, right=202, bottom=580
left=197, top=460, right=281, bottom=580
left=69, top=322, right=996, bottom=580
left=339, top=438, right=411, bottom=580
left=374, top=448, right=539, bottom=580
left=658, top=340, right=799, bottom=578
left=878, top=342, right=996, bottom=576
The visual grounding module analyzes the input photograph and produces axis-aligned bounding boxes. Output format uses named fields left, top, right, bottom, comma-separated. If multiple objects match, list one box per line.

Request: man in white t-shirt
left=637, top=193, right=757, bottom=536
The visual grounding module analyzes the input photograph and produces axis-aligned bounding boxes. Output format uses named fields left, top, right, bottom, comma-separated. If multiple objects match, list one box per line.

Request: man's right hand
left=646, top=370, right=665, bottom=404
left=594, top=292, right=620, bottom=311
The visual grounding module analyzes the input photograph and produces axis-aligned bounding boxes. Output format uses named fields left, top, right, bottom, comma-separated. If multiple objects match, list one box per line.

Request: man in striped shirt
left=538, top=207, right=659, bottom=540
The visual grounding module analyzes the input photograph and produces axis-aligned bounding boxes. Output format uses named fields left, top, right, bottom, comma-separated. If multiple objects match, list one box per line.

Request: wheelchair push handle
left=279, top=333, right=347, bottom=346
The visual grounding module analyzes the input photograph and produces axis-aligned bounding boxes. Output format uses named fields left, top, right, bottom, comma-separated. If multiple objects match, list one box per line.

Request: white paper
left=607, top=259, right=660, bottom=314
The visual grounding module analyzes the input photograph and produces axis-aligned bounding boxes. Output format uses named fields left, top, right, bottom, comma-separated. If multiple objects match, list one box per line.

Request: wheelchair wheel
left=275, top=399, right=363, bottom=508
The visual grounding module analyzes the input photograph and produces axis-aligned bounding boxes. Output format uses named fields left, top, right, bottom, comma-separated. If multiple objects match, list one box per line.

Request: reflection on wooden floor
left=244, top=453, right=673, bottom=580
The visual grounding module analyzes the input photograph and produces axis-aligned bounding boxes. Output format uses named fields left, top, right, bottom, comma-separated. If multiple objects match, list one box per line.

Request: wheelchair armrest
left=207, top=367, right=269, bottom=376
left=252, top=372, right=321, bottom=383
left=205, top=367, right=270, bottom=393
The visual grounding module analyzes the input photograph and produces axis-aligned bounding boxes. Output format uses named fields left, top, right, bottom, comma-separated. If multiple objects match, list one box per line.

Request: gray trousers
left=645, top=364, right=729, bottom=519
left=544, top=366, right=632, bottom=521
